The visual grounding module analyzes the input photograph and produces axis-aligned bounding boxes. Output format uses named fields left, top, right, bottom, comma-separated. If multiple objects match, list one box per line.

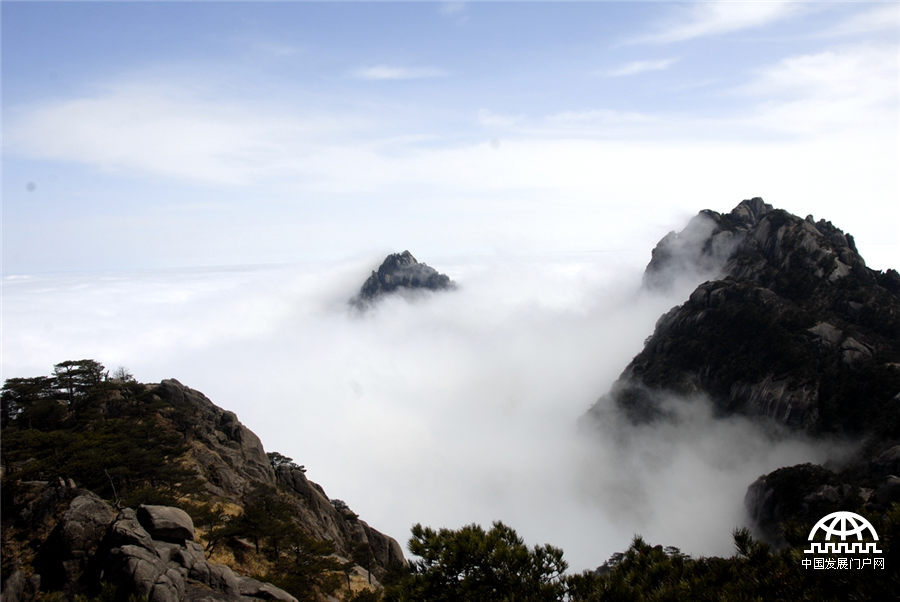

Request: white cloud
left=604, top=57, right=678, bottom=77
left=740, top=44, right=899, bottom=135
left=4, top=81, right=375, bottom=185
left=4, top=64, right=897, bottom=271
left=352, top=64, right=448, bottom=81
left=629, top=2, right=802, bottom=44
left=823, top=3, right=900, bottom=37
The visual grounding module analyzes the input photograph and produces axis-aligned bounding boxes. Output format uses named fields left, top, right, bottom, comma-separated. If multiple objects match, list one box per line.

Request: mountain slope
left=1, top=366, right=404, bottom=601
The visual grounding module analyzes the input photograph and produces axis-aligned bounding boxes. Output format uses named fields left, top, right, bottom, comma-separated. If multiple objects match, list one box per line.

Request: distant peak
left=379, top=250, right=418, bottom=271
left=351, top=250, right=455, bottom=308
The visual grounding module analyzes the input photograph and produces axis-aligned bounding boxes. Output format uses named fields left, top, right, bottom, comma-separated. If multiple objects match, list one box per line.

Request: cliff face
left=1, top=371, right=404, bottom=601
left=587, top=198, right=900, bottom=543
left=351, top=250, right=454, bottom=308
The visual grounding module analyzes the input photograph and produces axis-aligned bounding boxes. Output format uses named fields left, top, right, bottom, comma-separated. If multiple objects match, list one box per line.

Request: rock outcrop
left=274, top=464, right=405, bottom=572
left=351, top=250, right=455, bottom=308
left=2, top=482, right=297, bottom=602
left=149, top=378, right=403, bottom=578
left=153, top=378, right=276, bottom=498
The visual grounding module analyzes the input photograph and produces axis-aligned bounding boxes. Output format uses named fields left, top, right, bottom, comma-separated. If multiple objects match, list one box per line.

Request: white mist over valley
left=1, top=249, right=850, bottom=571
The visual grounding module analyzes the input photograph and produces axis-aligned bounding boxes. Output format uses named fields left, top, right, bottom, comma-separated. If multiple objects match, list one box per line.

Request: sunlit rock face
left=591, top=197, right=900, bottom=433
left=351, top=250, right=455, bottom=309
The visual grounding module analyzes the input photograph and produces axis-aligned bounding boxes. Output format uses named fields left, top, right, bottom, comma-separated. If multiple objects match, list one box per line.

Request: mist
left=1, top=252, right=851, bottom=571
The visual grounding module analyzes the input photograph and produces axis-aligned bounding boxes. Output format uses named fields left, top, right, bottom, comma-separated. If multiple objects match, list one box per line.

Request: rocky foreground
left=1, top=372, right=404, bottom=601
left=4, top=486, right=298, bottom=602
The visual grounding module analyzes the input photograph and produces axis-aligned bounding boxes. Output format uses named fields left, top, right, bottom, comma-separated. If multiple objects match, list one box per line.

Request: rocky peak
left=643, top=198, right=773, bottom=290
left=729, top=196, right=773, bottom=227
left=586, top=197, right=900, bottom=547
left=591, top=197, right=900, bottom=433
left=351, top=250, right=455, bottom=308
left=723, top=207, right=870, bottom=298
left=643, top=197, right=871, bottom=296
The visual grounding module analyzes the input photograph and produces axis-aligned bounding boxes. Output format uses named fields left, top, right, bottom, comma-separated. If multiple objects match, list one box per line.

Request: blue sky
left=3, top=1, right=899, bottom=273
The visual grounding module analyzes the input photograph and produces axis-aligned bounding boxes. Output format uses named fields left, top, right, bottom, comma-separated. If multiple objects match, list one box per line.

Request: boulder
left=99, top=505, right=295, bottom=601
left=36, top=492, right=116, bottom=592
left=137, top=504, right=195, bottom=543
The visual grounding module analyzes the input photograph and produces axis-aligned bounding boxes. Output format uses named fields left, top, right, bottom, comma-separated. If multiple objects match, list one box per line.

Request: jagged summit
left=643, top=197, right=869, bottom=292
left=351, top=250, right=455, bottom=308
left=596, top=197, right=900, bottom=431
left=644, top=197, right=775, bottom=290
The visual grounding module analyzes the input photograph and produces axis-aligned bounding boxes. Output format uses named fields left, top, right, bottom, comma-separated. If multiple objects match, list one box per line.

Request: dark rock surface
left=590, top=198, right=900, bottom=434
left=351, top=250, right=454, bottom=308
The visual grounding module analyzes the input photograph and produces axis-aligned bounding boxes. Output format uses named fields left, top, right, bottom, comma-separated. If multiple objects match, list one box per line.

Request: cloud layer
left=1, top=255, right=852, bottom=570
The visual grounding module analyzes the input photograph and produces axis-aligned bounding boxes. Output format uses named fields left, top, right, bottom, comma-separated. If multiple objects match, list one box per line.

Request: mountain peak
left=595, top=198, right=899, bottom=432
left=351, top=250, right=455, bottom=308
left=729, top=196, right=773, bottom=227
left=643, top=197, right=772, bottom=290
left=643, top=197, right=868, bottom=295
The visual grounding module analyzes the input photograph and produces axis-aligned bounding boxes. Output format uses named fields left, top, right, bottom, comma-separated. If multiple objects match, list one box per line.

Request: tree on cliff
left=53, top=359, right=105, bottom=404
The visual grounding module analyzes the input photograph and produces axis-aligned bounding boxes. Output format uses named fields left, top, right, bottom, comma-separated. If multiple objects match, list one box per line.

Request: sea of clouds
left=1, top=251, right=851, bottom=571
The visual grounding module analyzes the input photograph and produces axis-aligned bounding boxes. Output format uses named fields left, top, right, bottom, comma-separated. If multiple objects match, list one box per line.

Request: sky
left=1, top=0, right=898, bottom=573
left=2, top=0, right=898, bottom=274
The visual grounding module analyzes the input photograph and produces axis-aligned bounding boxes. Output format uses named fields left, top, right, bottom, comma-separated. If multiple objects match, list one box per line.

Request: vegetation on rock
left=1, top=361, right=401, bottom=601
